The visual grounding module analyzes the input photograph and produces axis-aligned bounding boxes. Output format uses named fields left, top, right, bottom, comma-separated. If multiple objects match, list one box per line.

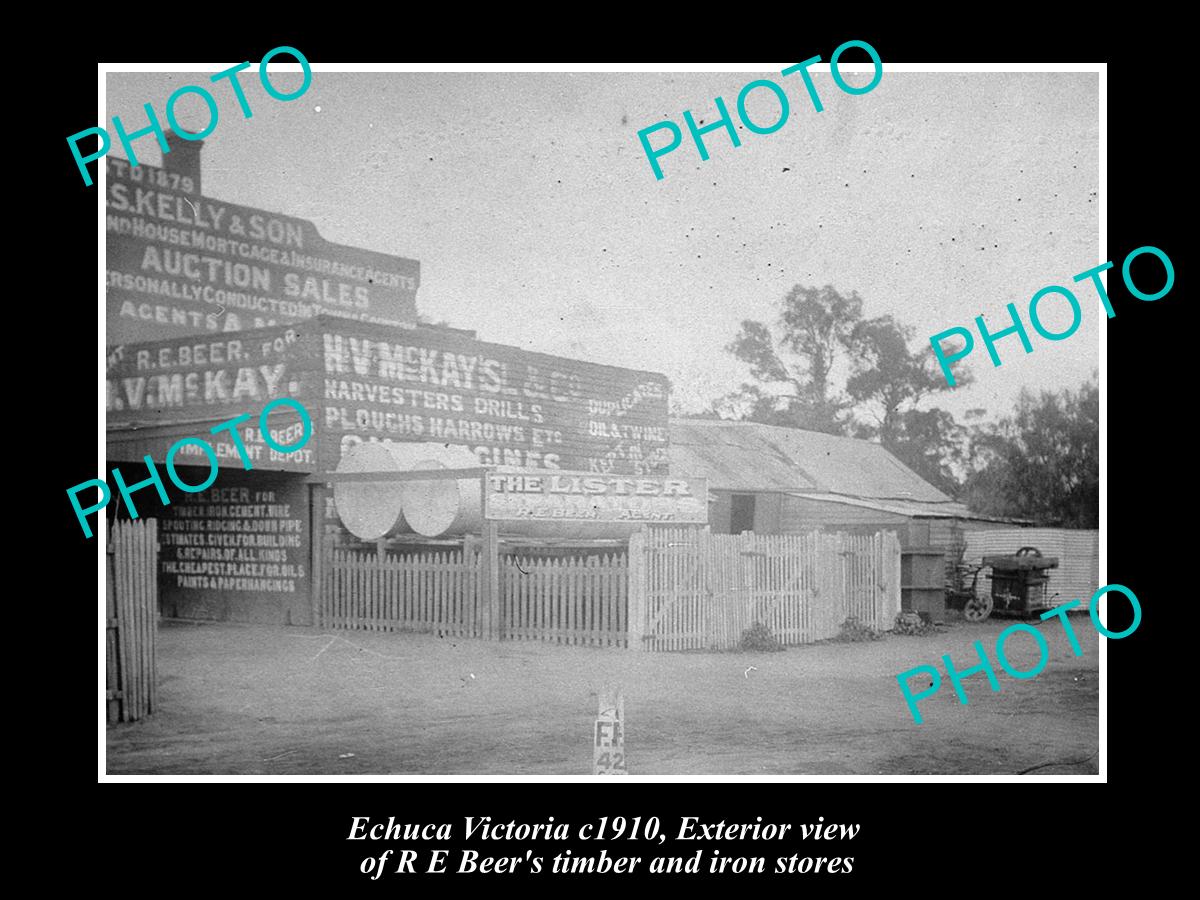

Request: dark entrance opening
left=730, top=493, right=756, bottom=535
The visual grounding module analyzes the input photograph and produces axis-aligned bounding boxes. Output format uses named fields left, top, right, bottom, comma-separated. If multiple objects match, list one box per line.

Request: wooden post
left=627, top=528, right=646, bottom=651
left=462, top=534, right=479, bottom=638
left=314, top=532, right=329, bottom=629
left=598, top=685, right=624, bottom=723
left=310, top=488, right=326, bottom=628
left=481, top=521, right=500, bottom=641
left=148, top=519, right=159, bottom=715
left=309, top=485, right=325, bottom=628
left=594, top=684, right=627, bottom=775
left=886, top=531, right=902, bottom=619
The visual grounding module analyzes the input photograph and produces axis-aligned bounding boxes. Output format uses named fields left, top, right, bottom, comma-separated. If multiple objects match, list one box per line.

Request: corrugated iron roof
left=669, top=418, right=951, bottom=502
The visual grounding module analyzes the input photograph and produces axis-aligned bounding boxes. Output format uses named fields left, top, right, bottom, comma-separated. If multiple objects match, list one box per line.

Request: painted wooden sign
left=317, top=324, right=671, bottom=475
left=107, top=318, right=671, bottom=478
left=156, top=472, right=312, bottom=624
left=485, top=472, right=707, bottom=524
left=106, top=323, right=315, bottom=472
left=105, top=158, right=420, bottom=344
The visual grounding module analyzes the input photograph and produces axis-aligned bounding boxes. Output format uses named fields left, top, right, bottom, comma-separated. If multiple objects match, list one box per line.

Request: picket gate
left=632, top=527, right=901, bottom=651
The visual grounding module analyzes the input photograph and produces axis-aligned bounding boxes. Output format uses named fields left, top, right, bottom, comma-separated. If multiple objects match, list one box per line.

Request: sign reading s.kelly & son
left=485, top=472, right=708, bottom=524
left=105, top=158, right=421, bottom=344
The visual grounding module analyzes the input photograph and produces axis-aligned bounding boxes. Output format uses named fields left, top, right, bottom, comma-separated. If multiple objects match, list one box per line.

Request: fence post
left=481, top=521, right=500, bottom=641
left=315, top=532, right=332, bottom=628
left=885, top=531, right=902, bottom=619
left=627, top=528, right=646, bottom=651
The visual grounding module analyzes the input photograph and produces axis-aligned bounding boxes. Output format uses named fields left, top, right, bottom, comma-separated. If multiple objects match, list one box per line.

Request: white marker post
left=594, top=686, right=627, bottom=775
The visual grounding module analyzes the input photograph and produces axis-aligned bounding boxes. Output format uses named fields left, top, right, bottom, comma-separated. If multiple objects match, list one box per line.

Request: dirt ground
left=105, top=614, right=1099, bottom=776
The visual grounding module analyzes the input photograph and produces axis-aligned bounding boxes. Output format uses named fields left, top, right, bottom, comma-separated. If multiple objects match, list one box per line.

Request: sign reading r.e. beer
left=484, top=471, right=708, bottom=524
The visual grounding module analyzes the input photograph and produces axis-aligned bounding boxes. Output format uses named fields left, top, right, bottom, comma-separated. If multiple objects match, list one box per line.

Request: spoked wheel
left=963, top=594, right=994, bottom=622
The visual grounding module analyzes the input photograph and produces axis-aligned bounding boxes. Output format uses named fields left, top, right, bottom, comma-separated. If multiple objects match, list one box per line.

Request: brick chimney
left=163, top=129, right=203, bottom=195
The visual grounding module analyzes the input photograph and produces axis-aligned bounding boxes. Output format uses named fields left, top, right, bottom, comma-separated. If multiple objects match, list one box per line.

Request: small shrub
left=739, top=621, right=784, bottom=652
left=892, top=610, right=937, bottom=636
left=834, top=616, right=884, bottom=642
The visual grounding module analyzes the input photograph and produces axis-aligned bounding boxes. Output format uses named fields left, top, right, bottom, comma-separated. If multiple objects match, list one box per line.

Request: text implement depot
left=637, top=40, right=882, bottom=181
left=896, top=584, right=1142, bottom=725
left=67, top=46, right=312, bottom=188
left=66, top=397, right=312, bottom=539
left=929, top=245, right=1175, bottom=387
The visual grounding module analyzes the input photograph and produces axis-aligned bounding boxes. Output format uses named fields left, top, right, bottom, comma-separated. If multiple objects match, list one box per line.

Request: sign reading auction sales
left=485, top=472, right=708, bottom=523
left=105, top=158, right=421, bottom=344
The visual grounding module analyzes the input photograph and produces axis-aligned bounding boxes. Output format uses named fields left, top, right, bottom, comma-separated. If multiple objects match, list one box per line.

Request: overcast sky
left=105, top=68, right=1100, bottom=422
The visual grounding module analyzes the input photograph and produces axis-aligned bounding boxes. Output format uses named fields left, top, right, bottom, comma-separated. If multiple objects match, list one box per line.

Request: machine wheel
left=963, top=594, right=994, bottom=622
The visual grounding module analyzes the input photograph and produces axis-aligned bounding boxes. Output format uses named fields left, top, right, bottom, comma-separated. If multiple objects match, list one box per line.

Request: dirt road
left=105, top=616, right=1099, bottom=775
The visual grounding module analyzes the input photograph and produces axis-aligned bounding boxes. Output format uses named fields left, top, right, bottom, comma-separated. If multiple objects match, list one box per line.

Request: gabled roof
left=669, top=418, right=952, bottom=503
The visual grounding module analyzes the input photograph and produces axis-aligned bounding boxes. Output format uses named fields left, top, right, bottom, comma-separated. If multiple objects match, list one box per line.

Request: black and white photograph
left=91, top=60, right=1110, bottom=779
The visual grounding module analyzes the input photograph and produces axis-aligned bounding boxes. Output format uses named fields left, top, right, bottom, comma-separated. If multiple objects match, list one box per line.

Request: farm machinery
left=946, top=546, right=1059, bottom=622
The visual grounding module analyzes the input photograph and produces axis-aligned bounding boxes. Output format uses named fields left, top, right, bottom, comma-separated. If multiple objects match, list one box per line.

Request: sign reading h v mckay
left=106, top=317, right=672, bottom=476
left=105, top=158, right=421, bottom=343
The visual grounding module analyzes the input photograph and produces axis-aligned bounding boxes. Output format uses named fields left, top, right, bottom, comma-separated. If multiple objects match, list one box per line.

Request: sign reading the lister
left=105, top=158, right=421, bottom=344
left=486, top=472, right=707, bottom=523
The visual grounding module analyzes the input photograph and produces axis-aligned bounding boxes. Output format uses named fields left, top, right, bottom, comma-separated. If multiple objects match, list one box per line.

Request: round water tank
left=333, top=441, right=432, bottom=540
left=398, top=445, right=484, bottom=537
